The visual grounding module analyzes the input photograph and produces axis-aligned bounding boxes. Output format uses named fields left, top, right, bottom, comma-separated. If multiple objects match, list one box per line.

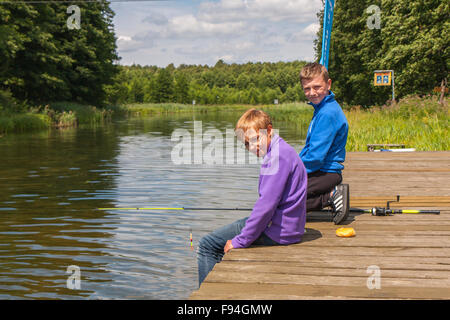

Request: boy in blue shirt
left=299, top=62, right=350, bottom=224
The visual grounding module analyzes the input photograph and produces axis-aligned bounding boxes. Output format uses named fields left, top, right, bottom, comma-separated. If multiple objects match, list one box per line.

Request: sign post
left=374, top=70, right=395, bottom=102
left=319, top=0, right=335, bottom=70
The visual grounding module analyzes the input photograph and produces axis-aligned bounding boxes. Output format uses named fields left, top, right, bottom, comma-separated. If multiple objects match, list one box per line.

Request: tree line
left=104, top=60, right=308, bottom=106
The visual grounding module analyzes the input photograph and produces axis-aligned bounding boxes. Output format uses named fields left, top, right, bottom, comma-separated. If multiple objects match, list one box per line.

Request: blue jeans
left=197, top=217, right=279, bottom=287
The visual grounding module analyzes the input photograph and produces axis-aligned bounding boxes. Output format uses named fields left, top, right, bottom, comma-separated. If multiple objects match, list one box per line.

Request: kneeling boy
left=197, top=109, right=307, bottom=286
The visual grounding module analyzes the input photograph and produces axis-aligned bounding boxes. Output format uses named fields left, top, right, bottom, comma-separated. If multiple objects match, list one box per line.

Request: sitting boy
left=299, top=62, right=350, bottom=224
left=197, top=108, right=307, bottom=286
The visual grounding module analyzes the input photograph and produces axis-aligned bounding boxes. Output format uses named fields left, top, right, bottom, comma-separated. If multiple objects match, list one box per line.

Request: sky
left=110, top=0, right=323, bottom=67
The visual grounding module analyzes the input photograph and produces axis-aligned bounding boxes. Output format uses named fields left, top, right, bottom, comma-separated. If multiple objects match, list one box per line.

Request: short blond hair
left=299, top=62, right=330, bottom=83
left=235, top=108, right=272, bottom=141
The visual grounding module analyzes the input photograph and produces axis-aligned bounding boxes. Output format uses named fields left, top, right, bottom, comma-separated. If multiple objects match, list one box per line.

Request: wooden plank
left=345, top=168, right=450, bottom=172
left=291, top=238, right=450, bottom=248
left=213, top=261, right=450, bottom=279
left=204, top=270, right=450, bottom=289
left=216, top=258, right=450, bottom=271
left=190, top=283, right=450, bottom=300
left=304, top=219, right=450, bottom=228
left=235, top=244, right=450, bottom=255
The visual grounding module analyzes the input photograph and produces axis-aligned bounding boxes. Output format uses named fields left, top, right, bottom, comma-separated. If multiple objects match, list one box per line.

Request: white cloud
left=167, top=14, right=246, bottom=38
left=287, top=22, right=320, bottom=41
left=117, top=35, right=132, bottom=42
left=304, top=22, right=320, bottom=35
left=217, top=54, right=234, bottom=62
left=117, top=34, right=155, bottom=53
left=199, top=0, right=321, bottom=23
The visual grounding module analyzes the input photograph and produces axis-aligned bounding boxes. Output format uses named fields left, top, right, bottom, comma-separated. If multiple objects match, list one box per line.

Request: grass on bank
left=0, top=113, right=51, bottom=134
left=0, top=102, right=119, bottom=134
left=345, top=96, right=449, bottom=151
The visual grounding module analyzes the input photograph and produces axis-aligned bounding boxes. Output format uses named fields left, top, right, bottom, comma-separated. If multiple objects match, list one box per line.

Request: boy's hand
left=224, top=240, right=233, bottom=253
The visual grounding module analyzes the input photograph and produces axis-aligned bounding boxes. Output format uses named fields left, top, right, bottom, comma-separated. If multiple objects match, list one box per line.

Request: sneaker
left=330, top=184, right=350, bottom=224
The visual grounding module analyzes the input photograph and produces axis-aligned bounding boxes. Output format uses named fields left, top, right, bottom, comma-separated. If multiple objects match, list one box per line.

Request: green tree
left=200, top=70, right=215, bottom=89
left=248, top=86, right=259, bottom=105
left=154, top=68, right=174, bottom=103
left=130, top=78, right=146, bottom=103
left=144, top=77, right=157, bottom=103
left=257, top=70, right=277, bottom=89
left=236, top=74, right=250, bottom=90
left=0, top=2, right=119, bottom=107
left=103, top=68, right=130, bottom=105
left=275, top=71, right=289, bottom=93
left=174, top=72, right=190, bottom=104
left=284, top=86, right=298, bottom=102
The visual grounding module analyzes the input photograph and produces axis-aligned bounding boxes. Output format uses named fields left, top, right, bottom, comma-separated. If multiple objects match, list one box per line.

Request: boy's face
left=244, top=126, right=272, bottom=158
left=301, top=75, right=332, bottom=105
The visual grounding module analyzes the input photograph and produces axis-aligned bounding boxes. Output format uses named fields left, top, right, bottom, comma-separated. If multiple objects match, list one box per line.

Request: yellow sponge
left=336, top=227, right=356, bottom=237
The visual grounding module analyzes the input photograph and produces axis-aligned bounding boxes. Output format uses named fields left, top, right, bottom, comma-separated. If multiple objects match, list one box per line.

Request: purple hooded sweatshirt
left=231, top=134, right=307, bottom=248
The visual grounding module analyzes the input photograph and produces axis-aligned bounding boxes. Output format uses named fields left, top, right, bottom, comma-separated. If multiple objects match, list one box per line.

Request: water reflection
left=0, top=112, right=307, bottom=299
left=0, top=127, right=120, bottom=299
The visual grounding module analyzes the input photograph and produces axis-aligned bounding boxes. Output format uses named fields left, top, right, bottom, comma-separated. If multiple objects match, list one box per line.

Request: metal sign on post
left=374, top=70, right=395, bottom=102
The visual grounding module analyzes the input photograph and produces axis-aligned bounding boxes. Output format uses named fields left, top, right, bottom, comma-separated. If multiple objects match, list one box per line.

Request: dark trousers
left=306, top=170, right=342, bottom=212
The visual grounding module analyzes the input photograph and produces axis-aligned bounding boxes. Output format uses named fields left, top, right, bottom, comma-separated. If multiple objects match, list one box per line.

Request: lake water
left=0, top=111, right=308, bottom=299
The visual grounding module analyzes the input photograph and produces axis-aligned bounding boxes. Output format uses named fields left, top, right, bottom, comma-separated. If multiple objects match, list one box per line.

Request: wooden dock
left=190, top=151, right=450, bottom=300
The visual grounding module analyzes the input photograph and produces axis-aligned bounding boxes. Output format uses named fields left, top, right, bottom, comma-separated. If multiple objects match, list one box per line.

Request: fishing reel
left=370, top=195, right=400, bottom=216
left=371, top=207, right=396, bottom=216
left=369, top=195, right=440, bottom=216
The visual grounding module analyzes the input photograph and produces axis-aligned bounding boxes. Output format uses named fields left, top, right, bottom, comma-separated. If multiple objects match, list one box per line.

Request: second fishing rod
left=98, top=195, right=440, bottom=216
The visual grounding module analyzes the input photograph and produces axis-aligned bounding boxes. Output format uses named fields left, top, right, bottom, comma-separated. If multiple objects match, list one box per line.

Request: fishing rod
left=98, top=207, right=253, bottom=211
left=347, top=195, right=440, bottom=216
left=350, top=207, right=440, bottom=215
left=98, top=195, right=440, bottom=215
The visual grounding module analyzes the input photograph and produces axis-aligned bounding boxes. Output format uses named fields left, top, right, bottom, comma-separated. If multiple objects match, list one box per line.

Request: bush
left=0, top=113, right=51, bottom=134
left=0, top=89, right=18, bottom=113
left=48, top=102, right=114, bottom=125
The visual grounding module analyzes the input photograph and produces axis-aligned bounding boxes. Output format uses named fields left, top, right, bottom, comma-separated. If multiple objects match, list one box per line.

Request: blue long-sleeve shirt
left=231, top=135, right=307, bottom=248
left=299, top=91, right=348, bottom=174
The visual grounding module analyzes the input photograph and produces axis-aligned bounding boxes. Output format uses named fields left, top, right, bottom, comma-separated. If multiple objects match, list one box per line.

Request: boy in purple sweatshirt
left=197, top=109, right=307, bottom=286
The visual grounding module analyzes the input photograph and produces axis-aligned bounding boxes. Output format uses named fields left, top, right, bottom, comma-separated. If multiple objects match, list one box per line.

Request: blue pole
left=319, top=0, right=335, bottom=70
